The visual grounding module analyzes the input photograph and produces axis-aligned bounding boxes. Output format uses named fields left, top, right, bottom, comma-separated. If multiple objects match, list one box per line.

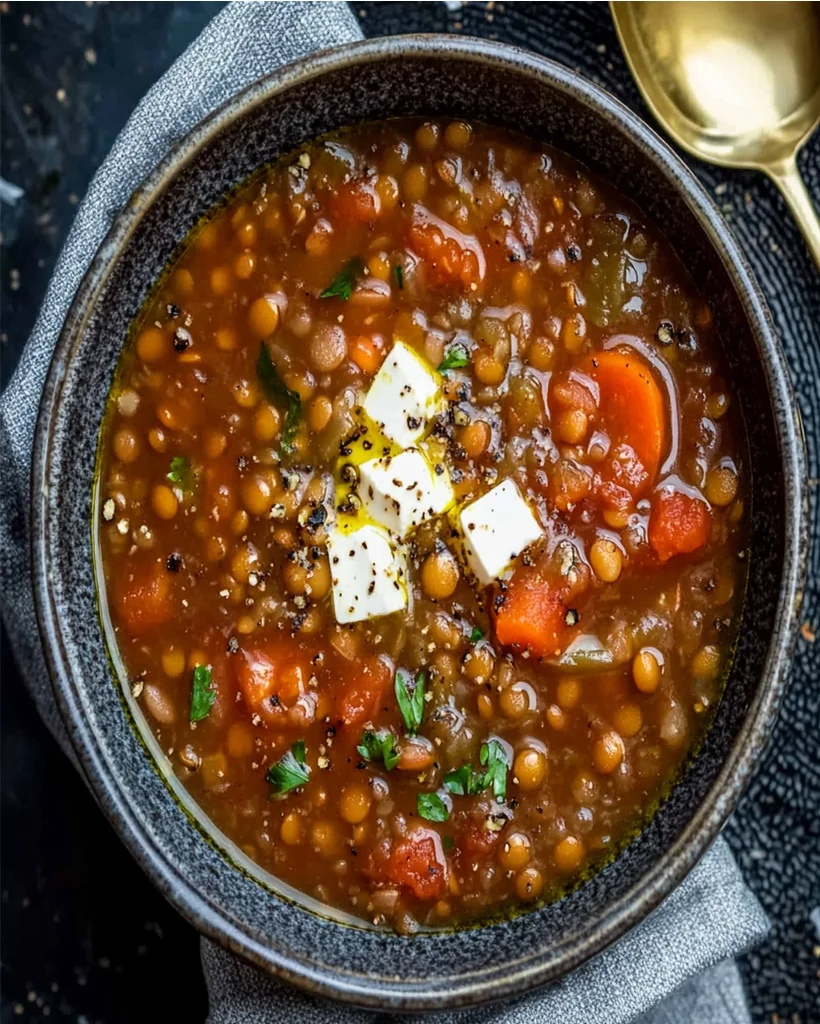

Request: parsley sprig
left=320, top=257, right=364, bottom=301
left=358, top=729, right=400, bottom=771
left=167, top=456, right=195, bottom=492
left=267, top=740, right=310, bottom=797
left=443, top=738, right=511, bottom=803
left=189, top=664, right=215, bottom=723
left=395, top=669, right=426, bottom=735
left=417, top=792, right=449, bottom=822
left=257, top=343, right=300, bottom=454
left=438, top=344, right=469, bottom=373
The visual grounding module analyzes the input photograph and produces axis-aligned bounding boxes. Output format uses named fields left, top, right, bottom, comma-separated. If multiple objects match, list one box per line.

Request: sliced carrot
left=116, top=563, right=173, bottom=635
left=648, top=489, right=710, bottom=562
left=349, top=334, right=385, bottom=375
left=585, top=350, right=666, bottom=489
left=336, top=655, right=393, bottom=728
left=492, top=567, right=569, bottom=658
left=234, top=642, right=310, bottom=725
left=386, top=831, right=448, bottom=900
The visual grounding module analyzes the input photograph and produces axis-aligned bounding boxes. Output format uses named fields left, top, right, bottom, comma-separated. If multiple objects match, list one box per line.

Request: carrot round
left=493, top=568, right=569, bottom=658
left=585, top=350, right=666, bottom=485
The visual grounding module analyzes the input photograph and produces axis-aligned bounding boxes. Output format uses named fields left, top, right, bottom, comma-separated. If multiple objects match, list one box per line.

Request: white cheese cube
left=458, top=480, right=544, bottom=585
left=359, top=448, right=453, bottom=538
left=327, top=523, right=407, bottom=624
left=362, top=341, right=440, bottom=448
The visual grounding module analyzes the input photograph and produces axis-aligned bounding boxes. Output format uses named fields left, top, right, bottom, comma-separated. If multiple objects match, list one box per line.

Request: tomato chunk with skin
left=493, top=568, right=569, bottom=658
left=386, top=830, right=448, bottom=900
left=336, top=655, right=393, bottom=728
left=235, top=643, right=312, bottom=725
left=585, top=350, right=666, bottom=492
left=409, top=205, right=485, bottom=289
left=648, top=489, right=710, bottom=562
left=116, top=563, right=173, bottom=635
left=332, top=178, right=380, bottom=222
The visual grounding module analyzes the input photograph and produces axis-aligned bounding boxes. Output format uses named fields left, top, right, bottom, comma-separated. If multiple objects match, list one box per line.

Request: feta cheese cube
left=359, top=448, right=453, bottom=538
left=458, top=480, right=543, bottom=585
left=327, top=523, right=407, bottom=624
left=362, top=341, right=440, bottom=448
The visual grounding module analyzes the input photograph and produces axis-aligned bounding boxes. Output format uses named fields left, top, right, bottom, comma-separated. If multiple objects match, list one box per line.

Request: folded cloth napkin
left=0, top=3, right=769, bottom=1022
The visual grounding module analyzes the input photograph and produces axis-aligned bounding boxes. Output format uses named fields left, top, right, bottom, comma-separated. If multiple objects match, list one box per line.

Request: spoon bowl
left=612, top=0, right=820, bottom=269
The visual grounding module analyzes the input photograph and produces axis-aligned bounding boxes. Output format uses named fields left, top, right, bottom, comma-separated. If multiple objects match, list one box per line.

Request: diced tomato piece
left=585, top=350, right=666, bottom=491
left=648, top=489, right=710, bottom=562
left=409, top=205, right=485, bottom=289
left=386, top=830, right=448, bottom=901
left=600, top=442, right=650, bottom=497
left=333, top=179, right=380, bottom=222
left=234, top=642, right=311, bottom=725
left=116, top=563, right=173, bottom=635
left=336, top=655, right=393, bottom=728
left=493, top=568, right=570, bottom=658
left=458, top=823, right=501, bottom=861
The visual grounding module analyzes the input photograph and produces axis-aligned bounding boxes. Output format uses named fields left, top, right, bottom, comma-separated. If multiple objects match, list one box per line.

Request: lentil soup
left=97, top=118, right=746, bottom=932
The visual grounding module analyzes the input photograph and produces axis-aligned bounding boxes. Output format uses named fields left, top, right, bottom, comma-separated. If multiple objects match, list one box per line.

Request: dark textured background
left=1, top=3, right=818, bottom=1022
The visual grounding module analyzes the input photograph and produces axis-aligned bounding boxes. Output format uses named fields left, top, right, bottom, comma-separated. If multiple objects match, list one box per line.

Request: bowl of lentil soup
left=32, top=36, right=805, bottom=1009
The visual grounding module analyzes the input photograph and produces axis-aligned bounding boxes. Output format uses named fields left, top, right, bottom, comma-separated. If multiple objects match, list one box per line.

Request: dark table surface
left=2, top=3, right=819, bottom=1022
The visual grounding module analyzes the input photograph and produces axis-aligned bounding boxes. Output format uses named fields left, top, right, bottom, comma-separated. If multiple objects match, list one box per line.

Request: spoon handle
left=766, top=157, right=820, bottom=276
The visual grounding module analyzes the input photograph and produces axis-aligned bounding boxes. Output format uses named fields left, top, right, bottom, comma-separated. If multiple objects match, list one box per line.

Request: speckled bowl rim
left=31, top=35, right=807, bottom=1009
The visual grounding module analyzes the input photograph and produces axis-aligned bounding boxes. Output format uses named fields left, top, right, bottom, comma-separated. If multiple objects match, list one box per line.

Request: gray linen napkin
left=0, top=3, right=769, bottom=1022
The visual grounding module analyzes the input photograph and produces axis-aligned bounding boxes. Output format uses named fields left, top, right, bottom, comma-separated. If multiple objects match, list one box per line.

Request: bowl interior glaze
left=31, top=37, right=805, bottom=1011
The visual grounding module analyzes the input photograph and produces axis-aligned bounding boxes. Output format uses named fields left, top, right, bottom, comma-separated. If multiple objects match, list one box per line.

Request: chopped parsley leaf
left=167, top=456, right=195, bottom=492
left=189, top=664, right=215, bottom=723
left=417, top=792, right=449, bottom=822
left=320, top=257, right=364, bottom=301
left=357, top=729, right=400, bottom=771
left=469, top=626, right=484, bottom=644
left=480, top=738, right=510, bottom=802
left=444, top=739, right=511, bottom=802
left=267, top=740, right=310, bottom=797
left=395, top=669, right=426, bottom=735
left=438, top=344, right=469, bottom=373
left=393, top=264, right=404, bottom=290
left=257, top=343, right=301, bottom=454
left=443, top=763, right=485, bottom=796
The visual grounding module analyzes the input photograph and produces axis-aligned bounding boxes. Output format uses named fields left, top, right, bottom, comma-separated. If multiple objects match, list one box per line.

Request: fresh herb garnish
left=256, top=343, right=301, bottom=454
left=266, top=740, right=310, bottom=797
left=189, top=664, right=215, bottom=723
left=443, top=763, right=486, bottom=796
left=395, top=669, right=426, bottom=735
left=393, top=264, right=404, bottom=290
left=417, top=792, right=449, bottom=822
left=357, top=729, right=400, bottom=771
left=167, top=456, right=195, bottom=492
left=320, top=257, right=364, bottom=301
left=444, top=739, right=511, bottom=802
left=438, top=344, right=470, bottom=373
left=469, top=626, right=484, bottom=644
left=480, top=738, right=510, bottom=802
left=442, top=835, right=455, bottom=853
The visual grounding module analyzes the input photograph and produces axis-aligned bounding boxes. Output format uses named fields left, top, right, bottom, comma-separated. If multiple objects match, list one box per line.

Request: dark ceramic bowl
left=31, top=36, right=806, bottom=1011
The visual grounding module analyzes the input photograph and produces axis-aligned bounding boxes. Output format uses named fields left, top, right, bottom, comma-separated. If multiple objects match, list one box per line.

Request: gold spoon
left=611, top=1, right=820, bottom=272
